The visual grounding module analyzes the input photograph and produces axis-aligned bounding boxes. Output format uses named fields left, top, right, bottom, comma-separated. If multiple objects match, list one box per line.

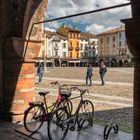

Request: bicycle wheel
left=48, top=107, right=69, bottom=140
left=24, top=104, right=46, bottom=133
left=77, top=100, right=94, bottom=130
left=57, top=99, right=73, bottom=116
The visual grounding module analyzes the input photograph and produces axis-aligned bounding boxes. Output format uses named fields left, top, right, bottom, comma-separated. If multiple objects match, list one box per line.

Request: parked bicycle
left=48, top=86, right=94, bottom=140
left=23, top=81, right=73, bottom=133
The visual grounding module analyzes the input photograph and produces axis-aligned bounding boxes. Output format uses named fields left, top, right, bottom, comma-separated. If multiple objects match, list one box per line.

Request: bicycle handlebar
left=50, top=81, right=58, bottom=85
left=70, top=87, right=89, bottom=95
left=50, top=81, right=67, bottom=88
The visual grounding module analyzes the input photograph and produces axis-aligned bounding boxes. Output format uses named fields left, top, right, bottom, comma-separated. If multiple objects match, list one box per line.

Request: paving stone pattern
left=35, top=67, right=133, bottom=133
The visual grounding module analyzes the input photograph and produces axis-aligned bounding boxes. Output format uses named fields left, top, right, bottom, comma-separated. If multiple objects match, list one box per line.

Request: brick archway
left=0, top=0, right=48, bottom=122
left=1, top=0, right=140, bottom=139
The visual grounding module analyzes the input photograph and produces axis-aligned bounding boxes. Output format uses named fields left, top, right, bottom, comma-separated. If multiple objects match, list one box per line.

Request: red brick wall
left=0, top=0, right=48, bottom=122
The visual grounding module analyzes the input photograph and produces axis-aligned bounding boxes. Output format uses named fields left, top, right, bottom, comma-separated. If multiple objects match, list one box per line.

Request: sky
left=44, top=0, right=131, bottom=35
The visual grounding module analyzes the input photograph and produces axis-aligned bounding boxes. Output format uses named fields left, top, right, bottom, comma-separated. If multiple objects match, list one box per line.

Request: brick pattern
left=3, top=61, right=35, bottom=122
left=1, top=0, right=48, bottom=122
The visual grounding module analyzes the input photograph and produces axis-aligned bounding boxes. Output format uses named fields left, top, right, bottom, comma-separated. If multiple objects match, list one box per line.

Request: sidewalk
left=0, top=121, right=133, bottom=140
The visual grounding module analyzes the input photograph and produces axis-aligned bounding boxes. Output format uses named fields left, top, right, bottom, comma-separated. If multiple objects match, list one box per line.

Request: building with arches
left=97, top=26, right=133, bottom=66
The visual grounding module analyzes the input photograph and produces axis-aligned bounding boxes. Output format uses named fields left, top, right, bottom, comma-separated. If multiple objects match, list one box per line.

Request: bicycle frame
left=29, top=82, right=69, bottom=119
left=64, top=90, right=85, bottom=126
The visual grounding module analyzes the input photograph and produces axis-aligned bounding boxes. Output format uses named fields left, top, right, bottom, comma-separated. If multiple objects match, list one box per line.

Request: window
left=54, top=43, right=58, bottom=50
left=85, top=52, right=88, bottom=57
left=107, top=37, right=110, bottom=47
left=70, top=42, right=72, bottom=47
left=63, top=43, right=66, bottom=48
left=93, top=51, right=95, bottom=57
left=70, top=52, right=72, bottom=58
left=77, top=34, right=79, bottom=39
left=119, top=50, right=121, bottom=55
left=48, top=50, right=50, bottom=57
left=113, top=36, right=116, bottom=41
left=80, top=43, right=83, bottom=50
left=74, top=34, right=75, bottom=39
left=89, top=51, right=91, bottom=57
left=119, top=41, right=121, bottom=47
left=55, top=43, right=58, bottom=47
left=119, top=33, right=122, bottom=39
left=101, top=38, right=103, bottom=43
left=76, top=42, right=79, bottom=48
left=75, top=34, right=77, bottom=39
left=77, top=53, right=79, bottom=58
left=63, top=52, right=66, bottom=57
left=55, top=51, right=58, bottom=56
left=85, top=45, right=88, bottom=50
left=70, top=33, right=72, bottom=38
left=113, top=44, right=115, bottom=47
left=89, top=46, right=91, bottom=49
left=81, top=52, right=83, bottom=57
left=125, top=49, right=127, bottom=55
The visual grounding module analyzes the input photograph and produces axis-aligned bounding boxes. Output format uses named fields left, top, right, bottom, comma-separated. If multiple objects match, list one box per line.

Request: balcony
left=54, top=46, right=58, bottom=50
left=75, top=47, right=80, bottom=51
left=68, top=47, right=74, bottom=51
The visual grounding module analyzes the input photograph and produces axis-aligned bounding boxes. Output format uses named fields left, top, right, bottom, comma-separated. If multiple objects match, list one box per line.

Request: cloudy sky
left=44, top=0, right=131, bottom=34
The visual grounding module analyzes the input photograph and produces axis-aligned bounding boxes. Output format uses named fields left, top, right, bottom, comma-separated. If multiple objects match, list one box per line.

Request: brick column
left=3, top=60, right=35, bottom=122
left=0, top=0, right=48, bottom=122
left=122, top=1, right=140, bottom=139
left=2, top=38, right=41, bottom=122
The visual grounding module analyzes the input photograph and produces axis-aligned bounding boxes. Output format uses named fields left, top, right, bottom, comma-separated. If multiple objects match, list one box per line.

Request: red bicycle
left=23, top=81, right=73, bottom=133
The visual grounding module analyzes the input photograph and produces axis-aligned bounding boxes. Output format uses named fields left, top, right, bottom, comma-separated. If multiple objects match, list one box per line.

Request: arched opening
left=1, top=0, right=140, bottom=139
left=28, top=0, right=133, bottom=138
left=54, top=59, right=60, bottom=67
left=124, top=59, right=129, bottom=66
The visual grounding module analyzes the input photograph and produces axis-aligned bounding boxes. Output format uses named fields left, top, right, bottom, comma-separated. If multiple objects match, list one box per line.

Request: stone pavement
left=42, top=77, right=133, bottom=86
left=0, top=121, right=133, bottom=140
left=0, top=121, right=32, bottom=140
left=35, top=75, right=133, bottom=134
left=43, top=67, right=134, bottom=84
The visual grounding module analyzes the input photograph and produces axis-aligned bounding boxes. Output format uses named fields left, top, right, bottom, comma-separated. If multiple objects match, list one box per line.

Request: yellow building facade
left=57, top=25, right=80, bottom=59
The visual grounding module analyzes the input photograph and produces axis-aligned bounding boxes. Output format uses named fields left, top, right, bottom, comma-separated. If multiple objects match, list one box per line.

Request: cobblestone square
left=35, top=67, right=133, bottom=133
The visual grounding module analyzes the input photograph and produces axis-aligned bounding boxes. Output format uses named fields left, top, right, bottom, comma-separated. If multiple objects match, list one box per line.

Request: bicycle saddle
left=39, top=91, right=49, bottom=96
left=61, top=91, right=71, bottom=98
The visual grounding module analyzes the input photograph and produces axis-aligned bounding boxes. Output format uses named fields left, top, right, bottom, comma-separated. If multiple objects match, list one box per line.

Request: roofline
left=97, top=27, right=125, bottom=36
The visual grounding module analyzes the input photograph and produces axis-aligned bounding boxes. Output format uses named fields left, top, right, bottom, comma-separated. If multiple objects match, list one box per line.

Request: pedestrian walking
left=99, top=61, right=107, bottom=85
left=86, top=64, right=93, bottom=86
left=37, top=62, right=44, bottom=84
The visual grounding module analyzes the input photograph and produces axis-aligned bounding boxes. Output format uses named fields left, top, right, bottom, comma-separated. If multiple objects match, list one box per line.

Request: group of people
left=37, top=61, right=107, bottom=86
left=86, top=61, right=107, bottom=86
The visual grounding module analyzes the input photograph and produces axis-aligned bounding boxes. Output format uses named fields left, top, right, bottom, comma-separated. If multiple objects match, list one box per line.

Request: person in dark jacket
left=99, top=61, right=107, bottom=85
left=86, top=64, right=93, bottom=86
left=37, top=62, right=44, bottom=84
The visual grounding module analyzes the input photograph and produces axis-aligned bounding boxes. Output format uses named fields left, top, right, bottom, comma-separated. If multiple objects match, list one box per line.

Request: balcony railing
left=54, top=46, right=58, bottom=50
left=68, top=47, right=74, bottom=51
left=75, top=47, right=80, bottom=51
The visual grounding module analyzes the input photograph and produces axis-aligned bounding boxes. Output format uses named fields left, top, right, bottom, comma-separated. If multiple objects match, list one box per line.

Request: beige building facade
left=97, top=26, right=133, bottom=66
